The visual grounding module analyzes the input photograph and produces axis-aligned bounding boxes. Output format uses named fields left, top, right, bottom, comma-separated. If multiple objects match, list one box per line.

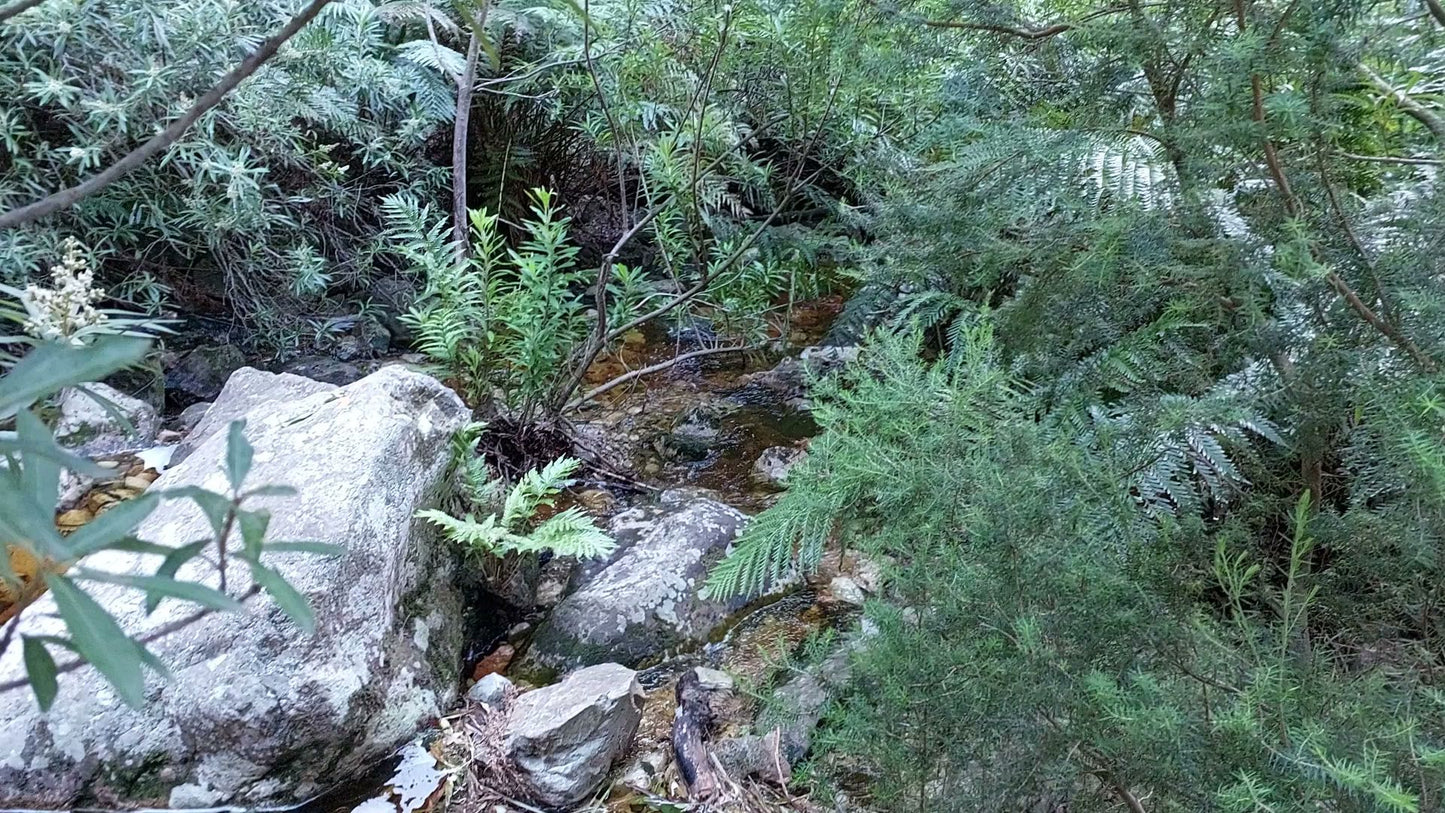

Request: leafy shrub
left=392, top=188, right=640, bottom=417
left=0, top=0, right=452, bottom=346
left=417, top=425, right=613, bottom=594
left=418, top=454, right=613, bottom=561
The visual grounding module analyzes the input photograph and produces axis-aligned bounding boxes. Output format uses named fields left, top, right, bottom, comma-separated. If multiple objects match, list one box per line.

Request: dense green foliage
left=0, top=0, right=455, bottom=344
left=708, top=1, right=1445, bottom=809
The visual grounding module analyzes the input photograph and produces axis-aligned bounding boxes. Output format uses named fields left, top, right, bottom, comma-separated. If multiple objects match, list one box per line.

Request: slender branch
left=566, top=342, right=763, bottom=411
left=548, top=114, right=789, bottom=408
left=920, top=4, right=1137, bottom=39
left=1323, top=269, right=1436, bottom=371
left=0, top=0, right=44, bottom=24
left=581, top=0, right=630, bottom=226
left=1333, top=151, right=1443, bottom=166
left=1236, top=1, right=1436, bottom=371
left=1317, top=147, right=1392, bottom=320
left=1426, top=0, right=1445, bottom=28
left=0, top=0, right=336, bottom=230
left=922, top=18, right=1071, bottom=38
left=1359, top=63, right=1445, bottom=141
left=452, top=25, right=483, bottom=255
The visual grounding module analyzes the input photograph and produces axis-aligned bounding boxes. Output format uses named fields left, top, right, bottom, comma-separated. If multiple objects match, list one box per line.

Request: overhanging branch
left=0, top=0, right=336, bottom=231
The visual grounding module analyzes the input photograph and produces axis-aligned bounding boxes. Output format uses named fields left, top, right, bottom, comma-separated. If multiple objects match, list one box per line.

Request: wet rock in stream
left=0, top=367, right=471, bottom=808
left=752, top=444, right=807, bottom=486
left=518, top=491, right=751, bottom=674
left=165, top=343, right=246, bottom=406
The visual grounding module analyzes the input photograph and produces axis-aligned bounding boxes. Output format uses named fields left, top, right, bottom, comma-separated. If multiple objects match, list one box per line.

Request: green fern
left=418, top=454, right=614, bottom=560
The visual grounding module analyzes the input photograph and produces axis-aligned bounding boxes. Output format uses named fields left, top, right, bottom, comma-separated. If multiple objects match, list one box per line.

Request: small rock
left=467, top=673, right=514, bottom=707
left=828, top=576, right=866, bottom=607
left=505, top=663, right=645, bottom=808
left=165, top=344, right=246, bottom=406
left=577, top=488, right=616, bottom=514
left=54, top=383, right=160, bottom=457
left=169, top=782, right=227, bottom=808
left=282, top=355, right=364, bottom=386
left=520, top=496, right=750, bottom=672
left=174, top=402, right=212, bottom=434
left=472, top=644, right=515, bottom=681
left=752, top=445, right=806, bottom=486
left=693, top=666, right=734, bottom=693
left=668, top=415, right=721, bottom=460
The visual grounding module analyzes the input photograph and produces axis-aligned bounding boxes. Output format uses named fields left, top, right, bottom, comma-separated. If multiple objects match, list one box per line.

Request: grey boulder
left=505, top=663, right=644, bottom=808
left=0, top=366, right=470, bottom=808
left=54, top=382, right=161, bottom=457
left=172, top=367, right=336, bottom=464
left=752, top=445, right=806, bottom=486
left=521, top=492, right=748, bottom=671
left=166, top=344, right=246, bottom=406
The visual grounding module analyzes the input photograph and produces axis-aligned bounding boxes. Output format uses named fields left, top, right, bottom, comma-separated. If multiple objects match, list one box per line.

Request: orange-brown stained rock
left=471, top=643, right=515, bottom=681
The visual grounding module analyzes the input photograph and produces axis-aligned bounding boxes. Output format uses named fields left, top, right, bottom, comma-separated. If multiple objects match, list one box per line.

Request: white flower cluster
left=20, top=237, right=108, bottom=342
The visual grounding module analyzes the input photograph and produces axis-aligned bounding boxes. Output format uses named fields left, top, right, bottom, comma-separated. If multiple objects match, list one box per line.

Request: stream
left=341, top=299, right=857, bottom=813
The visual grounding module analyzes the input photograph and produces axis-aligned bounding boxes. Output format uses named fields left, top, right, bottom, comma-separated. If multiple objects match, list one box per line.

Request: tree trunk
left=451, top=31, right=482, bottom=258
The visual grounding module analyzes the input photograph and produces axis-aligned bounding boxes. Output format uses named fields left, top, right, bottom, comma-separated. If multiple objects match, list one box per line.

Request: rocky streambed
left=0, top=301, right=877, bottom=813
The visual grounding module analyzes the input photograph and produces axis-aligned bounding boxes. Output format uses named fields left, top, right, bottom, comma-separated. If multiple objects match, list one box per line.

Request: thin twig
left=0, top=0, right=44, bottom=24
left=1333, top=151, right=1443, bottom=166
left=566, top=342, right=764, bottom=411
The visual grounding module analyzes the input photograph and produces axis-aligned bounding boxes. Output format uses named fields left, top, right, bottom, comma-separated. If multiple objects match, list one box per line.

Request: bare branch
left=566, top=342, right=764, bottom=411
left=0, top=586, right=263, bottom=696
left=0, top=0, right=44, bottom=24
left=451, top=4, right=491, bottom=256
left=920, top=5, right=1139, bottom=40
left=0, top=0, right=336, bottom=231
left=1359, top=62, right=1445, bottom=142
left=1426, top=0, right=1445, bottom=28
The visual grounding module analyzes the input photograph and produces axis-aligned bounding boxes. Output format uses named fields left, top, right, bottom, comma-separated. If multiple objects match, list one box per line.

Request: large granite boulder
left=0, top=367, right=471, bottom=808
left=505, top=663, right=644, bottom=808
left=171, top=367, right=336, bottom=464
left=520, top=491, right=749, bottom=672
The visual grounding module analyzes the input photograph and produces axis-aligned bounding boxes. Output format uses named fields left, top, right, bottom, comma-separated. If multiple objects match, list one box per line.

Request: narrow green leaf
left=236, top=509, right=271, bottom=560
left=74, top=568, right=243, bottom=613
left=169, top=486, right=234, bottom=537
left=146, top=540, right=211, bottom=613
left=225, top=421, right=252, bottom=491
left=0, top=336, right=151, bottom=420
left=133, top=639, right=172, bottom=681
left=0, top=467, right=66, bottom=558
left=22, top=636, right=59, bottom=711
left=16, top=410, right=59, bottom=510
left=63, top=492, right=161, bottom=558
left=47, top=576, right=145, bottom=707
left=249, top=564, right=316, bottom=635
